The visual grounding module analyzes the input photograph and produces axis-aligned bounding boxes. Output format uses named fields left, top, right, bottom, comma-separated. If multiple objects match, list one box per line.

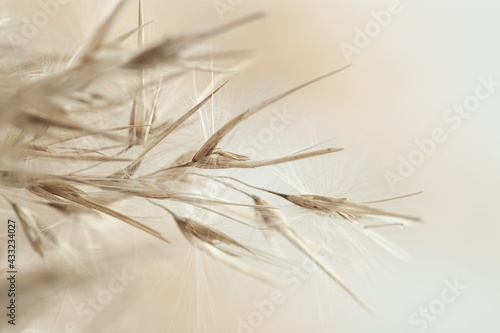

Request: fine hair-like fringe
left=0, top=0, right=419, bottom=318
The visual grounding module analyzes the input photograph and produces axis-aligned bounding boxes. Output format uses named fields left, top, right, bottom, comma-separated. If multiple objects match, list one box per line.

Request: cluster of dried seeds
left=0, top=0, right=419, bottom=313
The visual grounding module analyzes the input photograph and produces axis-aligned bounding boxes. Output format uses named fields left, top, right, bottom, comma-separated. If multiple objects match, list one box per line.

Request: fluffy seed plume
left=0, top=0, right=420, bottom=315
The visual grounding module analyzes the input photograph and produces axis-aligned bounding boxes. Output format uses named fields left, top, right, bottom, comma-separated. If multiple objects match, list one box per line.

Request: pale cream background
left=2, top=1, right=500, bottom=332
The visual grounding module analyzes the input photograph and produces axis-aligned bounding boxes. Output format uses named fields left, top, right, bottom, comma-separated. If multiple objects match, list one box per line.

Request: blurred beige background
left=2, top=0, right=500, bottom=332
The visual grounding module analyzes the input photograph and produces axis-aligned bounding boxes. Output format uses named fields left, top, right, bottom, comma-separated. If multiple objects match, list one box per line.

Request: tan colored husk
left=3, top=198, right=56, bottom=257
left=0, top=1, right=420, bottom=314
left=252, top=195, right=373, bottom=313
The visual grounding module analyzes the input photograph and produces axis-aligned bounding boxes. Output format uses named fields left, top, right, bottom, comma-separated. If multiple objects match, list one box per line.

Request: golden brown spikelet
left=0, top=1, right=421, bottom=325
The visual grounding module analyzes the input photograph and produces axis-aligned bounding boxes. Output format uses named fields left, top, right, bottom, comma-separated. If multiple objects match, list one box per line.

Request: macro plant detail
left=0, top=0, right=419, bottom=325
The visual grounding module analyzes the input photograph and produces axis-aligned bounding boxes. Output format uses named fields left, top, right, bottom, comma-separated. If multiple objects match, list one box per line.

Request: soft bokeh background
left=2, top=0, right=500, bottom=332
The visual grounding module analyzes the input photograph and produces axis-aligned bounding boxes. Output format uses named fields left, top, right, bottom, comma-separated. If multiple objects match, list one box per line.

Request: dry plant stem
left=125, top=12, right=266, bottom=69
left=112, top=81, right=228, bottom=178
left=149, top=201, right=280, bottom=285
left=189, top=174, right=373, bottom=311
left=205, top=175, right=420, bottom=223
left=252, top=195, right=373, bottom=313
left=191, top=64, right=352, bottom=162
left=1, top=195, right=56, bottom=257
left=0, top=0, right=421, bottom=315
left=361, top=191, right=423, bottom=204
